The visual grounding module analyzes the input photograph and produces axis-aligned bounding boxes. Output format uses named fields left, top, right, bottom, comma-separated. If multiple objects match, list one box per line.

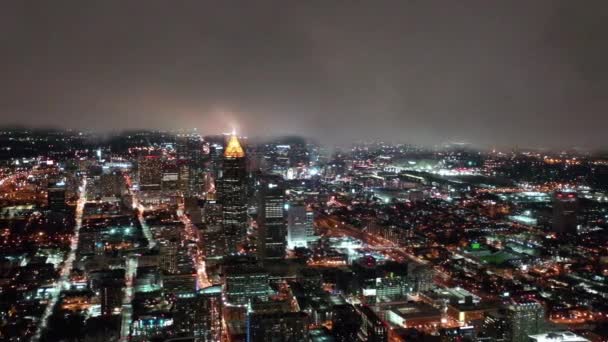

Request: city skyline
left=2, top=1, right=608, bottom=149
left=2, top=2, right=608, bottom=340
left=1, top=126, right=607, bottom=341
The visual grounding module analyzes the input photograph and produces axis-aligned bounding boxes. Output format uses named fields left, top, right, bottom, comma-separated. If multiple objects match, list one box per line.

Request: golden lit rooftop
left=224, top=133, right=245, bottom=158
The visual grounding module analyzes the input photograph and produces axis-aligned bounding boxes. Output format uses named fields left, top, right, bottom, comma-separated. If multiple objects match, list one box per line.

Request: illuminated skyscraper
left=506, top=300, right=545, bottom=342
left=176, top=133, right=205, bottom=194
left=224, top=264, right=270, bottom=305
left=247, top=311, right=308, bottom=342
left=357, top=305, right=388, bottom=342
left=287, top=202, right=314, bottom=248
left=174, top=285, right=223, bottom=341
left=138, top=156, right=163, bottom=191
left=552, top=191, right=578, bottom=235
left=218, top=133, right=247, bottom=255
left=257, top=175, right=286, bottom=260
left=47, top=179, right=67, bottom=212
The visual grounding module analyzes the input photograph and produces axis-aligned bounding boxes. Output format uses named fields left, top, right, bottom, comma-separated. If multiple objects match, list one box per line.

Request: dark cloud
left=1, top=0, right=607, bottom=148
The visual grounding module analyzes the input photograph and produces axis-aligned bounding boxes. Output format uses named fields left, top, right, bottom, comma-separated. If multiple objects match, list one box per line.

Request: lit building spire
left=224, top=131, right=245, bottom=158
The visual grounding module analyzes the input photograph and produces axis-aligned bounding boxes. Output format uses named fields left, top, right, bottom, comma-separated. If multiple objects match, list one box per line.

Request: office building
left=224, top=265, right=270, bottom=305
left=257, top=175, right=286, bottom=260
left=161, top=161, right=179, bottom=191
left=95, top=277, right=125, bottom=316
left=357, top=305, right=388, bottom=342
left=529, top=332, right=590, bottom=342
left=218, top=133, right=247, bottom=254
left=138, top=156, right=163, bottom=191
left=332, top=304, right=361, bottom=342
left=173, top=286, right=223, bottom=341
left=287, top=202, right=315, bottom=248
left=99, top=171, right=125, bottom=198
left=176, top=134, right=206, bottom=194
left=158, top=240, right=178, bottom=274
left=247, top=311, right=308, bottom=342
left=47, top=180, right=67, bottom=212
left=552, top=191, right=578, bottom=235
left=506, top=300, right=545, bottom=342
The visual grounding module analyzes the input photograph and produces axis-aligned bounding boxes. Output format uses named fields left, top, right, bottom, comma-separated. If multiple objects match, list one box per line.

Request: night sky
left=2, top=1, right=607, bottom=148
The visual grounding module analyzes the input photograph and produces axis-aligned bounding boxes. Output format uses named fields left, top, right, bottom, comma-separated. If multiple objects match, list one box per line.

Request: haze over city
left=2, top=1, right=608, bottom=149
left=3, top=3, right=608, bottom=342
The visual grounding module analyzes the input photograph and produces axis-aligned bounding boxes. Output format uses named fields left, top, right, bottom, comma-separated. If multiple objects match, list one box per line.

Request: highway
left=316, top=213, right=427, bottom=265
left=32, top=177, right=87, bottom=342
left=119, top=256, right=137, bottom=341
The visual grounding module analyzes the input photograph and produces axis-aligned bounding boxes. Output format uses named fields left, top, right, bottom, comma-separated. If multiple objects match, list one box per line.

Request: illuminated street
left=119, top=256, right=137, bottom=341
left=31, top=177, right=87, bottom=342
left=3, top=10, right=608, bottom=337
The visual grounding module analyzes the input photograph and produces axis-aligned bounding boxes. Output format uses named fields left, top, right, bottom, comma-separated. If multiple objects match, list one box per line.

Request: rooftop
left=224, top=134, right=245, bottom=158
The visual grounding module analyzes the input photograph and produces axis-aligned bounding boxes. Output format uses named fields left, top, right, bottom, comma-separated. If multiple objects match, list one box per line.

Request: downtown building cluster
left=0, top=129, right=607, bottom=341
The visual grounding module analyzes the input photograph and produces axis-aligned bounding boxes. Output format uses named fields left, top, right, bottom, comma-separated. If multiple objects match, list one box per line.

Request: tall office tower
left=332, top=304, right=361, bottom=342
left=158, top=240, right=178, bottom=274
left=173, top=285, right=223, bottom=341
left=205, top=135, right=226, bottom=177
left=481, top=312, right=509, bottom=341
left=161, top=160, right=179, bottom=191
left=176, top=134, right=206, bottom=194
left=257, top=175, right=286, bottom=260
left=506, top=300, right=545, bottom=342
left=177, top=160, right=190, bottom=193
left=138, top=156, right=163, bottom=191
left=99, top=170, right=125, bottom=198
left=247, top=311, right=308, bottom=342
left=287, top=202, right=314, bottom=248
left=224, top=265, right=270, bottom=305
left=47, top=179, right=67, bottom=212
left=357, top=305, right=388, bottom=342
left=408, top=262, right=434, bottom=293
left=218, top=133, right=247, bottom=255
left=552, top=191, right=579, bottom=235
left=99, top=278, right=125, bottom=316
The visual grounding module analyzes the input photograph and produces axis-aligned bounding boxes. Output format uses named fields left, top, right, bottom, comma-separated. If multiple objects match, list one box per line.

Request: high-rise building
left=205, top=135, right=226, bottom=178
left=173, top=285, right=223, bottom=341
left=184, top=196, right=202, bottom=225
left=138, top=156, right=163, bottom=191
left=332, top=304, right=361, bottom=342
left=224, top=265, right=270, bottom=306
left=481, top=312, right=509, bottom=341
left=99, top=170, right=125, bottom=198
left=218, top=133, right=247, bottom=255
left=177, top=161, right=190, bottom=193
left=176, top=134, right=206, bottom=194
left=257, top=175, right=286, bottom=260
left=47, top=179, right=67, bottom=212
left=357, top=305, right=388, bottom=342
left=95, top=277, right=125, bottom=316
left=247, top=311, right=308, bottom=342
left=158, top=240, right=178, bottom=274
left=286, top=202, right=314, bottom=248
left=506, top=300, right=545, bottom=342
left=201, top=225, right=226, bottom=259
left=161, top=161, right=179, bottom=191
left=552, top=191, right=578, bottom=235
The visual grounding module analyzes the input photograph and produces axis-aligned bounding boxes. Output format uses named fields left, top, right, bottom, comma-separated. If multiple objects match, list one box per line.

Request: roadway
left=119, top=256, right=137, bottom=341
left=316, top=213, right=427, bottom=265
left=177, top=200, right=211, bottom=289
left=132, top=197, right=156, bottom=249
left=32, top=177, right=87, bottom=342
